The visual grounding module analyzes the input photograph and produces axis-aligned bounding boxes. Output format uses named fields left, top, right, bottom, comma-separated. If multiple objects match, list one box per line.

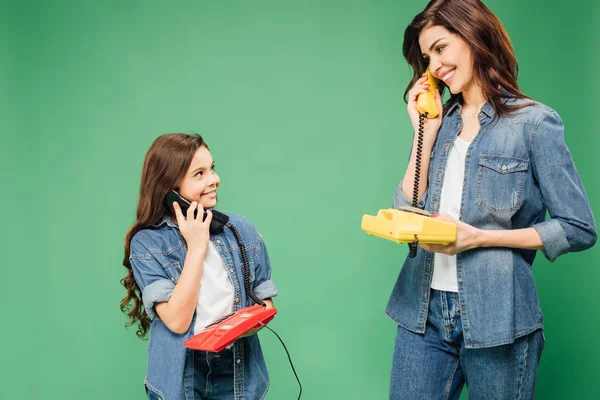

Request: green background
left=2, top=0, right=598, bottom=398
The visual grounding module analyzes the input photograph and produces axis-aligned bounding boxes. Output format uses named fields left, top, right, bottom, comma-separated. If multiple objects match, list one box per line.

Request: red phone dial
left=185, top=305, right=277, bottom=352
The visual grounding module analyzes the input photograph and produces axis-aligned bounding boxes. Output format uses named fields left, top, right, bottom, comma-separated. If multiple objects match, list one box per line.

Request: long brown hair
left=120, top=133, right=208, bottom=338
left=403, top=0, right=532, bottom=116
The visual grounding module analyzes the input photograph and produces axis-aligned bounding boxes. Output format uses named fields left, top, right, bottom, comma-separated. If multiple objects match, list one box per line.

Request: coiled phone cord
left=226, top=223, right=303, bottom=399
left=408, top=112, right=428, bottom=258
left=227, top=223, right=265, bottom=307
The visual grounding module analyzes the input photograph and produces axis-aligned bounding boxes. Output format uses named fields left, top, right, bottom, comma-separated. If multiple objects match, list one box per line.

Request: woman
left=388, top=0, right=596, bottom=398
left=120, top=133, right=277, bottom=399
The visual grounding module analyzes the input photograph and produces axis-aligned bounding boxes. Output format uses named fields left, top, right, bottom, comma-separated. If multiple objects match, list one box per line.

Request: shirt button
left=234, top=298, right=239, bottom=303
left=217, top=240, right=221, bottom=244
left=460, top=305, right=465, bottom=311
left=501, top=165, right=507, bottom=171
left=433, top=203, right=438, bottom=210
left=425, top=265, right=431, bottom=272
left=458, top=278, right=463, bottom=283
left=236, top=359, right=241, bottom=364
left=479, top=112, right=484, bottom=117
left=466, top=152, right=471, bottom=157
left=462, top=182, right=466, bottom=188
left=437, top=172, right=443, bottom=180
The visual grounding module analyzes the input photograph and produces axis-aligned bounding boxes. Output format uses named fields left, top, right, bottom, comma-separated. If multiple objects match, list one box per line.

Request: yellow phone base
left=361, top=208, right=457, bottom=245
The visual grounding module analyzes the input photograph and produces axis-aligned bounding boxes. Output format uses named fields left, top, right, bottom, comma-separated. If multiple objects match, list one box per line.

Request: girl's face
left=419, top=25, right=476, bottom=95
left=178, top=146, right=220, bottom=209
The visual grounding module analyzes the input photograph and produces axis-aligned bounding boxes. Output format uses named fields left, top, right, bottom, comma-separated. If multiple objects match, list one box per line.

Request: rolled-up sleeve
left=130, top=239, right=175, bottom=320
left=530, top=110, right=597, bottom=262
left=394, top=178, right=428, bottom=209
left=252, top=233, right=278, bottom=300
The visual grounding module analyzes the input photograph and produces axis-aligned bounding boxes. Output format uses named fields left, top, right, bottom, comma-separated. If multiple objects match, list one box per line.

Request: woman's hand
left=418, top=214, right=482, bottom=255
left=407, top=74, right=444, bottom=140
left=173, top=201, right=212, bottom=253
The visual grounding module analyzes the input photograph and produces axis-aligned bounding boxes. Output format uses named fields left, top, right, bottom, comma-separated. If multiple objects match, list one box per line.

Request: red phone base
left=184, top=305, right=277, bottom=353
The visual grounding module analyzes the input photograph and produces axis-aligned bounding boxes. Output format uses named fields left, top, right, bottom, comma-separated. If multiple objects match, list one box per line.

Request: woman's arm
left=400, top=82, right=444, bottom=205
left=480, top=228, right=543, bottom=250
left=401, top=134, right=437, bottom=205
left=527, top=110, right=597, bottom=260
left=419, top=215, right=543, bottom=255
left=421, top=110, right=596, bottom=258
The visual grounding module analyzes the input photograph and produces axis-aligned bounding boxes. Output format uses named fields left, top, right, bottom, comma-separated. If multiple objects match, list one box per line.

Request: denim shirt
left=387, top=97, right=597, bottom=349
left=129, top=212, right=278, bottom=399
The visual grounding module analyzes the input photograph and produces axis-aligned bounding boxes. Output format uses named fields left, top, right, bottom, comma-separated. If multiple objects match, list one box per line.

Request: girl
left=388, top=0, right=596, bottom=398
left=121, top=133, right=277, bottom=399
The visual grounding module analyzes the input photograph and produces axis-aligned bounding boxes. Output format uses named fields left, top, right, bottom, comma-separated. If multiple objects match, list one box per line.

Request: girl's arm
left=154, top=202, right=212, bottom=334
left=154, top=247, right=206, bottom=334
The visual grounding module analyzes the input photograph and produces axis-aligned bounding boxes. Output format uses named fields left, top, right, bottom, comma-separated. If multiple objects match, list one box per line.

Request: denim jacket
left=388, top=97, right=597, bottom=349
left=129, top=212, right=278, bottom=399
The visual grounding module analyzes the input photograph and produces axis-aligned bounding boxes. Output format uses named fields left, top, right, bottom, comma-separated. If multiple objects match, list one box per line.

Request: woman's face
left=419, top=25, right=475, bottom=95
left=178, top=146, right=220, bottom=209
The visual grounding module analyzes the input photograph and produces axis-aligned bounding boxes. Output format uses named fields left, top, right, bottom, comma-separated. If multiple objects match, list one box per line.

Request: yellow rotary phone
left=361, top=68, right=457, bottom=256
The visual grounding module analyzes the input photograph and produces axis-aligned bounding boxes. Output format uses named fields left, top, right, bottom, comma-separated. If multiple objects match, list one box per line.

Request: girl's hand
left=172, top=201, right=212, bottom=253
left=419, top=214, right=482, bottom=255
left=407, top=74, right=444, bottom=140
left=239, top=299, right=274, bottom=338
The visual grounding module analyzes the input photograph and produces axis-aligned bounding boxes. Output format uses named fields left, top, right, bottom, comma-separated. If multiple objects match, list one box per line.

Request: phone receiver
left=164, top=190, right=229, bottom=234
left=416, top=67, right=440, bottom=118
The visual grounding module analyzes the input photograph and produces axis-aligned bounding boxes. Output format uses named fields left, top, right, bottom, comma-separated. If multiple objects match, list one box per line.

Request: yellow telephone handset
left=416, top=67, right=439, bottom=118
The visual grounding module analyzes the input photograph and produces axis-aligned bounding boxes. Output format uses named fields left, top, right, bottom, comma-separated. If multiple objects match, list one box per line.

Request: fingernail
left=432, top=214, right=439, bottom=218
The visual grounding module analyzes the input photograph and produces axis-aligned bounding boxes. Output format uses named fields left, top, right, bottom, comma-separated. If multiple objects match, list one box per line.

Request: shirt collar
left=445, top=93, right=498, bottom=119
left=152, top=214, right=179, bottom=229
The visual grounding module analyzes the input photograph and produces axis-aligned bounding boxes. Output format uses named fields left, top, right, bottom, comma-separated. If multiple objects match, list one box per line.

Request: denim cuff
left=253, top=279, right=278, bottom=300
left=394, top=179, right=427, bottom=209
left=142, top=279, right=176, bottom=320
left=532, top=219, right=570, bottom=262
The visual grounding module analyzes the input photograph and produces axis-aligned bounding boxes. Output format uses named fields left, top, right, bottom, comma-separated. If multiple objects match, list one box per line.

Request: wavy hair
left=403, top=0, right=533, bottom=116
left=120, top=133, right=208, bottom=338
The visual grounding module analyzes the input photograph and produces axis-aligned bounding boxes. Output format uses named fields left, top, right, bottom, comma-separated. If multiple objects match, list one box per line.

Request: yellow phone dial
left=361, top=68, right=456, bottom=256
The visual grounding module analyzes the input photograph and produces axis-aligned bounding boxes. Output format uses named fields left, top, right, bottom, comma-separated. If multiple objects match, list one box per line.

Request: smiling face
left=178, top=145, right=220, bottom=209
left=419, top=25, right=476, bottom=95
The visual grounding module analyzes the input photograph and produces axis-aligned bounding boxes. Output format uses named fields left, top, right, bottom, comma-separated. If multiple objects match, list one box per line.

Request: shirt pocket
left=162, top=261, right=182, bottom=283
left=476, top=154, right=529, bottom=213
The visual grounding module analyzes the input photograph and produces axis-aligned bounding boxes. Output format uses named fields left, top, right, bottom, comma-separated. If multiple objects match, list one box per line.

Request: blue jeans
left=193, top=348, right=235, bottom=400
left=390, top=290, right=544, bottom=400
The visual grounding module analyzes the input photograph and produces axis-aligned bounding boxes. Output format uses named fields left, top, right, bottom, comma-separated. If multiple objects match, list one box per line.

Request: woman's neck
left=461, top=82, right=487, bottom=116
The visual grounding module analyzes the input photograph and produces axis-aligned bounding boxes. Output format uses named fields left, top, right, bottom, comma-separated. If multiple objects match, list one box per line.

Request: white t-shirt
left=193, top=241, right=235, bottom=334
left=431, top=136, right=471, bottom=293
